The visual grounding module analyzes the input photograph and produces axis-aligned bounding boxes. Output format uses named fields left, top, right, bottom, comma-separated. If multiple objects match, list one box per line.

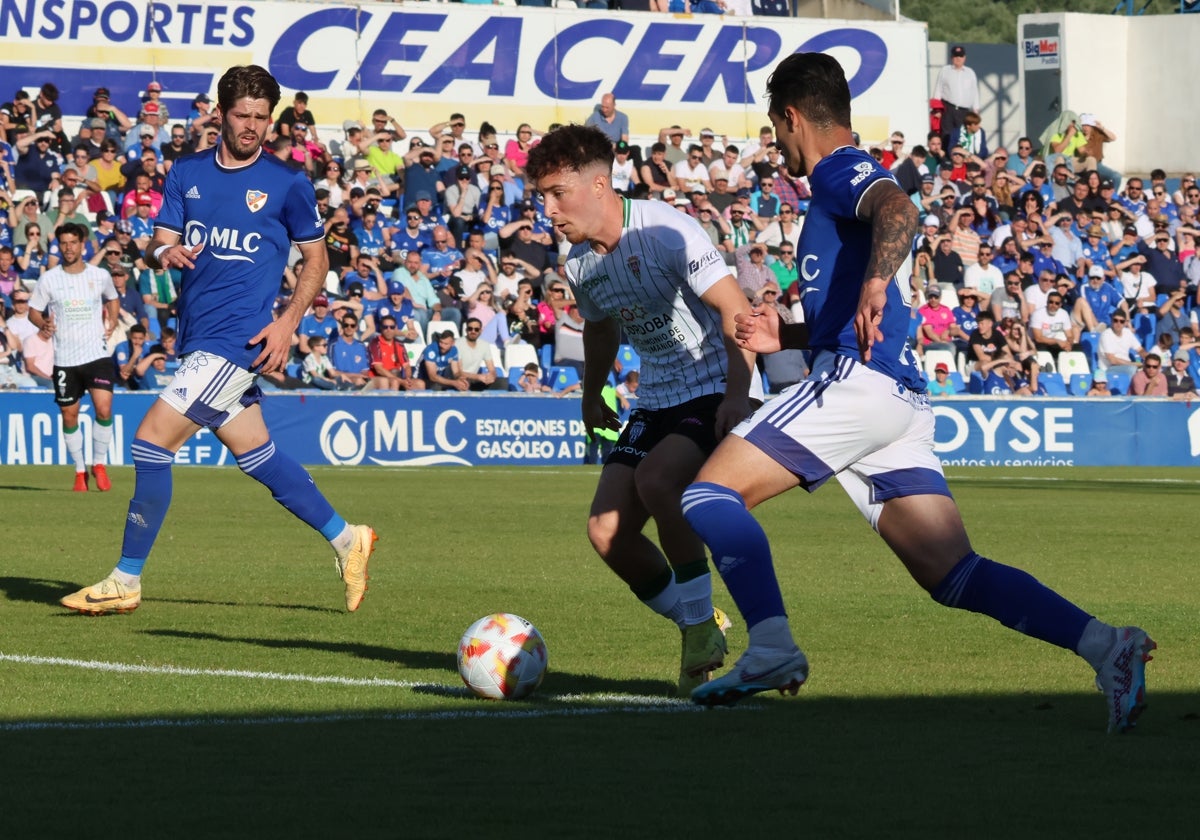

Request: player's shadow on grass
left=151, top=596, right=342, bottom=614
left=0, top=576, right=81, bottom=605
left=0, top=485, right=54, bottom=492
left=143, top=628, right=454, bottom=672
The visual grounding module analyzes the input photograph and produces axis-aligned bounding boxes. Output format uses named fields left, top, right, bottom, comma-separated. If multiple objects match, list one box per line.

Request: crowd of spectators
left=1, top=52, right=1195, bottom=400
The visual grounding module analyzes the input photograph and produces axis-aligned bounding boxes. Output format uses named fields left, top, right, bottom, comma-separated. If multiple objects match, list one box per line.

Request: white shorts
left=735, top=351, right=950, bottom=529
left=158, top=351, right=262, bottom=430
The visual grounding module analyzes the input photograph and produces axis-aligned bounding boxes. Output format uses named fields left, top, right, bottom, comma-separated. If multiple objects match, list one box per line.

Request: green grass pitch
left=1, top=465, right=1196, bottom=838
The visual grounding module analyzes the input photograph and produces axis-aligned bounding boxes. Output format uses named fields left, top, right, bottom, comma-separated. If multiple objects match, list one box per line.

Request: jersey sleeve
left=669, top=215, right=730, bottom=299
left=813, top=151, right=897, bottom=223
left=155, top=162, right=185, bottom=236
left=564, top=246, right=607, bottom=323
left=100, top=271, right=119, bottom=302
left=282, top=172, right=325, bottom=245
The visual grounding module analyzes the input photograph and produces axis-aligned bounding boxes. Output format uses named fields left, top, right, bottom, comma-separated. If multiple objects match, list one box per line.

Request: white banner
left=0, top=1, right=929, bottom=143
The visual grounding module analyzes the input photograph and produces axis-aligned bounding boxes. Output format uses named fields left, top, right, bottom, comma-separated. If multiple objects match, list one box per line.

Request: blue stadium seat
left=947, top=372, right=966, bottom=393
left=549, top=366, right=580, bottom=392
left=1039, top=372, right=1067, bottom=395
left=1132, top=313, right=1157, bottom=349
left=616, top=344, right=641, bottom=375
left=1106, top=371, right=1131, bottom=395
left=1068, top=373, right=1092, bottom=395
left=285, top=362, right=303, bottom=380
left=507, top=368, right=527, bottom=391
left=1078, top=332, right=1100, bottom=370
left=538, top=343, right=554, bottom=371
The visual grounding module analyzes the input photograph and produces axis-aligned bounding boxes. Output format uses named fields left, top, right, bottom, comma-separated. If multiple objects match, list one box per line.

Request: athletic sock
left=633, top=564, right=687, bottom=627
left=111, top=569, right=141, bottom=590
left=116, top=438, right=176, bottom=577
left=674, top=558, right=714, bottom=626
left=681, top=481, right=788, bottom=628
left=236, top=440, right=346, bottom=547
left=92, top=417, right=114, bottom=466
left=931, top=552, right=1094, bottom=652
left=330, top=524, right=355, bottom=558
left=64, top=425, right=85, bottom=473
left=1076, top=618, right=1119, bottom=671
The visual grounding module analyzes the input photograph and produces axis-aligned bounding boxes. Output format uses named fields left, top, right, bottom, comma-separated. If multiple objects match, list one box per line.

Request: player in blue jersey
left=679, top=53, right=1153, bottom=733
left=60, top=65, right=376, bottom=616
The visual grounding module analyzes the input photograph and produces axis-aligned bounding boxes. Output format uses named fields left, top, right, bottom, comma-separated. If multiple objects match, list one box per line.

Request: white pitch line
left=0, top=652, right=710, bottom=731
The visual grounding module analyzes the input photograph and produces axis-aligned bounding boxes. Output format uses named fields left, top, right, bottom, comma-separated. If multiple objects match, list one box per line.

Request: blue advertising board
left=2, top=392, right=1199, bottom=468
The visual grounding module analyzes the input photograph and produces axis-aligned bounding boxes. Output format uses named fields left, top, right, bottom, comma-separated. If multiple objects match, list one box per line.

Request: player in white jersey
left=28, top=222, right=120, bottom=492
left=679, top=53, right=1153, bottom=734
left=527, top=125, right=755, bottom=696
left=60, top=66, right=375, bottom=617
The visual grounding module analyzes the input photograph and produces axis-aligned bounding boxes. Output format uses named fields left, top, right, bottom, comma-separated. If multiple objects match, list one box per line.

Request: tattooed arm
left=853, top=180, right=919, bottom=362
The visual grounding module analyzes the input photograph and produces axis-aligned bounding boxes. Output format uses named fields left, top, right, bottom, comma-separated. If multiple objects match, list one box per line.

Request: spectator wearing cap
left=697, top=127, right=724, bottom=165
left=611, top=141, right=640, bottom=196
left=82, top=87, right=129, bottom=144
left=1079, top=223, right=1113, bottom=275
left=371, top=276, right=418, bottom=336
left=1165, top=348, right=1197, bottom=399
left=639, top=142, right=672, bottom=198
left=297, top=294, right=339, bottom=356
left=185, top=93, right=214, bottom=139
left=918, top=284, right=958, bottom=353
left=584, top=93, right=630, bottom=146
left=95, top=219, right=140, bottom=268
left=124, top=101, right=169, bottom=153
left=927, top=362, right=957, bottom=396
left=347, top=157, right=396, bottom=201
left=443, top=163, right=483, bottom=248
left=128, top=192, right=158, bottom=249
left=333, top=120, right=367, bottom=163
left=733, top=242, right=774, bottom=298
left=69, top=117, right=105, bottom=157
left=891, top=145, right=927, bottom=197
left=934, top=46, right=979, bottom=150
left=403, top=138, right=444, bottom=211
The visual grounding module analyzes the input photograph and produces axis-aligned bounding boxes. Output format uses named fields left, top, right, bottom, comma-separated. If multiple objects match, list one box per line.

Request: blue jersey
left=420, top=341, right=458, bottom=379
left=797, top=147, right=924, bottom=391
left=155, top=148, right=324, bottom=369
left=392, top=228, right=430, bottom=261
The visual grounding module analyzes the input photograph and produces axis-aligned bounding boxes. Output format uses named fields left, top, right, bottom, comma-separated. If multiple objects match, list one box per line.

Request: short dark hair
left=766, top=52, right=852, bottom=130
left=55, top=222, right=89, bottom=242
left=217, top=65, right=280, bottom=114
left=526, top=125, right=614, bottom=184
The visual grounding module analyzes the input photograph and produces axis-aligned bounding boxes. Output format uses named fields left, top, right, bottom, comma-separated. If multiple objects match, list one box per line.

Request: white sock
left=747, top=616, right=797, bottom=652
left=93, top=421, right=114, bottom=467
left=1076, top=618, right=1118, bottom=671
left=111, top=569, right=141, bottom=590
left=64, top=426, right=85, bottom=473
left=677, top=572, right=714, bottom=627
left=331, top=524, right=355, bottom=558
left=642, top=574, right=687, bottom=628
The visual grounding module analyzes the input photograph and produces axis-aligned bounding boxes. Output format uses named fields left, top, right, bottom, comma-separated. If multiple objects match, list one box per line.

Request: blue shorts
left=734, top=351, right=951, bottom=529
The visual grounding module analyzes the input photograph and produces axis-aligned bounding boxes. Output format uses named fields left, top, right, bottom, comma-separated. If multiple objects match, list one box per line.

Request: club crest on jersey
left=245, top=190, right=268, bottom=213
left=626, top=255, right=641, bottom=280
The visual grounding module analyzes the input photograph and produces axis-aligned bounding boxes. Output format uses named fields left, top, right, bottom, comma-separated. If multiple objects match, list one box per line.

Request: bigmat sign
left=2, top=393, right=1200, bottom=467
left=0, top=1, right=929, bottom=142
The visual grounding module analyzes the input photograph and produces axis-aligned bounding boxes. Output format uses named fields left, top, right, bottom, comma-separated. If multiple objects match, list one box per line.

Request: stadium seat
left=947, top=371, right=966, bottom=393
left=489, top=344, right=504, bottom=376
left=1057, top=351, right=1091, bottom=378
left=1106, top=371, right=1131, bottom=395
left=938, top=283, right=959, bottom=308
left=923, top=349, right=956, bottom=376
left=549, top=366, right=580, bottom=392
left=1078, top=332, right=1100, bottom=370
left=503, top=343, right=539, bottom=375
left=1132, top=313, right=1157, bottom=349
left=507, top=368, right=526, bottom=391
left=1039, top=372, right=1067, bottom=395
left=968, top=372, right=984, bottom=394
left=426, top=319, right=459, bottom=343
left=616, top=344, right=641, bottom=374
left=1068, top=373, right=1092, bottom=395
left=1035, top=350, right=1056, bottom=373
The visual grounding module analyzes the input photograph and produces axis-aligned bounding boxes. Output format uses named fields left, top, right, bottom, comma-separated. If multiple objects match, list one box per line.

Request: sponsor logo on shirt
left=687, top=250, right=721, bottom=275
left=850, top=161, right=876, bottom=187
left=183, top=220, right=261, bottom=263
left=185, top=185, right=201, bottom=200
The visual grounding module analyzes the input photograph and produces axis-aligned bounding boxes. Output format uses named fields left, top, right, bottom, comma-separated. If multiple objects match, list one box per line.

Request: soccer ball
left=457, top=613, right=548, bottom=700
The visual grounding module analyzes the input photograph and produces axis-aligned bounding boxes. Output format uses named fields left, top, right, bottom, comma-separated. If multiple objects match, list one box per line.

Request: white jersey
left=28, top=264, right=118, bottom=368
left=564, top=198, right=733, bottom=411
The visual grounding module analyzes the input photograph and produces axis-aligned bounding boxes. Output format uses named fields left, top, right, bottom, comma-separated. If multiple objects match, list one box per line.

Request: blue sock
left=931, top=552, right=1093, bottom=651
left=681, top=481, right=786, bottom=627
left=237, top=441, right=346, bottom=540
left=116, top=439, right=176, bottom=576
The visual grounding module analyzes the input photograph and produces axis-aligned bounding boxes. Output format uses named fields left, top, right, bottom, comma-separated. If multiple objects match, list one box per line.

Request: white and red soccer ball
left=457, top=613, right=548, bottom=700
